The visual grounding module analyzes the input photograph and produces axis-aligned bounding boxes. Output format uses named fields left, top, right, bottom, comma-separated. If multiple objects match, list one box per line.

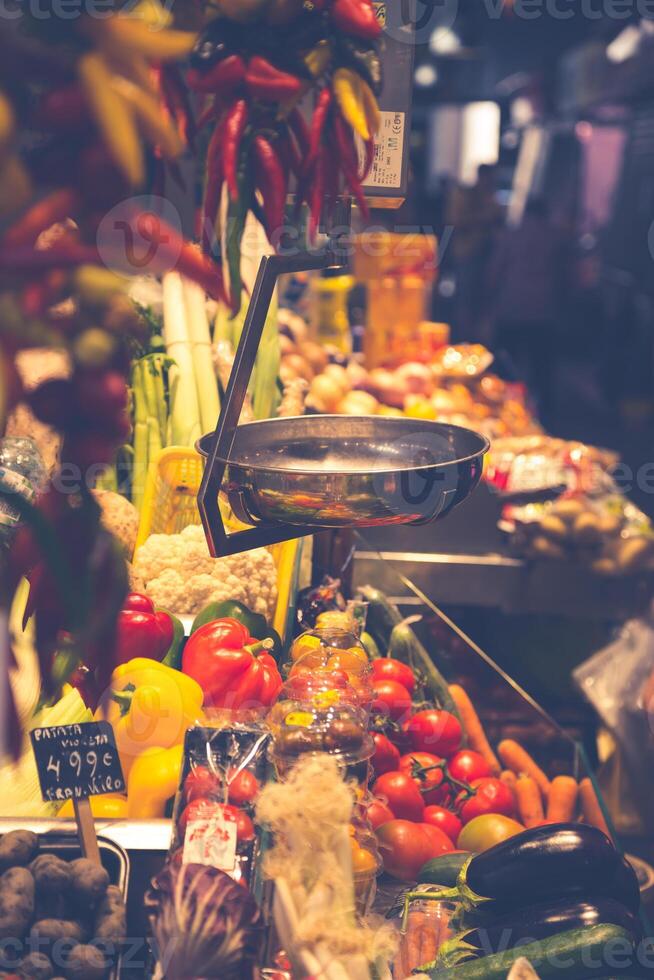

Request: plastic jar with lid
left=270, top=699, right=373, bottom=786
left=0, top=437, right=47, bottom=552
left=287, top=628, right=374, bottom=715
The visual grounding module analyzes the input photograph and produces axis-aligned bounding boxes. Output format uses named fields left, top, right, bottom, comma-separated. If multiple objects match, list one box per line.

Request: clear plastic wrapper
left=574, top=609, right=654, bottom=828
left=169, top=724, right=271, bottom=887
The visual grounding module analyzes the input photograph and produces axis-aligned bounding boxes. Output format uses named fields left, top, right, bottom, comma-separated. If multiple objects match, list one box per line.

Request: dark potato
left=63, top=944, right=108, bottom=980
left=0, top=831, right=39, bottom=870
left=93, top=886, right=126, bottom=944
left=30, top=919, right=86, bottom=945
left=68, top=861, right=109, bottom=909
left=30, top=856, right=72, bottom=895
left=17, top=951, right=54, bottom=979
left=0, top=866, right=35, bottom=939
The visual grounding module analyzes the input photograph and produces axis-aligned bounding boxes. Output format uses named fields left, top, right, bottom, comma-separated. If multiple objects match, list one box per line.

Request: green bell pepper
left=191, top=599, right=282, bottom=661
left=160, top=610, right=185, bottom=670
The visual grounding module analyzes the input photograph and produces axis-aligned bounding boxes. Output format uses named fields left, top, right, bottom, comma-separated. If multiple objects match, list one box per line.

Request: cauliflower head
left=132, top=526, right=278, bottom=619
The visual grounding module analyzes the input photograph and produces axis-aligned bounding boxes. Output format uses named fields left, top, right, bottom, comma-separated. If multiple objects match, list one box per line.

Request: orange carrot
left=448, top=685, right=501, bottom=774
left=497, top=739, right=551, bottom=798
left=579, top=777, right=612, bottom=839
left=500, top=769, right=518, bottom=799
left=546, top=776, right=578, bottom=823
left=514, top=775, right=544, bottom=828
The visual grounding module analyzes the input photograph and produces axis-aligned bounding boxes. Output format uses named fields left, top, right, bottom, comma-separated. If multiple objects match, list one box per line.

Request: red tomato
left=423, top=805, right=463, bottom=843
left=371, top=732, right=401, bottom=776
left=227, top=768, right=259, bottom=806
left=419, top=822, right=454, bottom=854
left=367, top=798, right=395, bottom=830
left=179, top=799, right=255, bottom=841
left=184, top=766, right=221, bottom=804
left=399, top=752, right=448, bottom=805
left=376, top=820, right=434, bottom=881
left=447, top=749, right=491, bottom=783
left=371, top=658, right=416, bottom=694
left=372, top=771, right=425, bottom=822
left=458, top=778, right=515, bottom=824
left=406, top=710, right=462, bottom=757
left=371, top=679, right=413, bottom=722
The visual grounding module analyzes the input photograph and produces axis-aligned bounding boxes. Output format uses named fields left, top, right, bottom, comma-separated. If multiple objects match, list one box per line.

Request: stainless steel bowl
left=197, top=415, right=489, bottom=528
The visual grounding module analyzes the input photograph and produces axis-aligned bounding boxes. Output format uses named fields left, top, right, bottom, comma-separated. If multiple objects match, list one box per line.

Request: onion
left=367, top=368, right=408, bottom=408
left=322, top=363, right=351, bottom=395
left=281, top=353, right=314, bottom=382
left=278, top=309, right=308, bottom=345
left=345, top=360, right=369, bottom=389
left=395, top=362, right=434, bottom=396
left=298, top=341, right=329, bottom=374
left=337, top=390, right=379, bottom=415
left=307, top=374, right=343, bottom=413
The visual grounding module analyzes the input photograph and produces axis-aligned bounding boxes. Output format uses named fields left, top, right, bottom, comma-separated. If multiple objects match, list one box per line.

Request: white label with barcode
left=361, top=111, right=405, bottom=190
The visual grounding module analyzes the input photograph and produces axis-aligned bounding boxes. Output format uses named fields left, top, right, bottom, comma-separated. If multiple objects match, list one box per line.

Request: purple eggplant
left=464, top=824, right=639, bottom=912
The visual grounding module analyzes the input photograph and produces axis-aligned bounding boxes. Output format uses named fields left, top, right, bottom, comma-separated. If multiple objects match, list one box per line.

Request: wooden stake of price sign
left=30, top=721, right=125, bottom=865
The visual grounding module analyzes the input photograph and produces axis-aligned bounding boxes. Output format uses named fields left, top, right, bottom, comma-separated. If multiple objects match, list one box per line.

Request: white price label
left=183, top=810, right=238, bottom=872
left=361, top=111, right=405, bottom=190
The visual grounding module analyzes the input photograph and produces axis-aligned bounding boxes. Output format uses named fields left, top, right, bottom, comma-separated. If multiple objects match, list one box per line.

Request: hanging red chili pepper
left=252, top=135, right=287, bottom=246
left=223, top=99, right=249, bottom=201
left=3, top=188, right=82, bottom=248
left=187, top=53, right=246, bottom=96
left=308, top=149, right=326, bottom=241
left=331, top=0, right=382, bottom=40
left=201, top=117, right=226, bottom=256
left=333, top=111, right=369, bottom=217
left=245, top=56, right=304, bottom=102
left=305, top=87, right=332, bottom=175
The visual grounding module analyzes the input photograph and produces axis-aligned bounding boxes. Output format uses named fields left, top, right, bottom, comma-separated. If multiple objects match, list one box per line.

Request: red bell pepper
left=115, top=593, right=173, bottom=666
left=182, top=617, right=282, bottom=710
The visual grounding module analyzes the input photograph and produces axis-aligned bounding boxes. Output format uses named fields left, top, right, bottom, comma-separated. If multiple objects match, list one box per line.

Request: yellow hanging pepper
left=127, top=744, right=184, bottom=819
left=98, top=658, right=204, bottom=779
left=333, top=68, right=382, bottom=142
left=333, top=68, right=370, bottom=141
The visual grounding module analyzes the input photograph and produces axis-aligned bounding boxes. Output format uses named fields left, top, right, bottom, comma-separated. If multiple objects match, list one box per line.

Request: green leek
left=182, top=276, right=220, bottom=436
left=162, top=271, right=202, bottom=448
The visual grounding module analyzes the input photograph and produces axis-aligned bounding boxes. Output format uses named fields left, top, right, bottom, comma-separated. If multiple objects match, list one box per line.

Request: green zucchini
left=418, top=851, right=471, bottom=887
left=358, top=586, right=402, bottom=651
left=424, top=924, right=638, bottom=978
left=388, top=620, right=461, bottom=724
left=361, top=630, right=381, bottom=660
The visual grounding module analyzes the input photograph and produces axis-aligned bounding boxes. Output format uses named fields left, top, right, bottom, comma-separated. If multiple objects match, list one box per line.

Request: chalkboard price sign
left=30, top=721, right=125, bottom=803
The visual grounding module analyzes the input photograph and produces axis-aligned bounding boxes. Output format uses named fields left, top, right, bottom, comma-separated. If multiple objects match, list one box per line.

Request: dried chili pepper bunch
left=188, top=0, right=383, bottom=312
left=0, top=5, right=222, bottom=742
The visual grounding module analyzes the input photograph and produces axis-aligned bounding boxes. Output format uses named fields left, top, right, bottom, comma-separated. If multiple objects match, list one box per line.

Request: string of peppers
left=188, top=0, right=384, bottom=313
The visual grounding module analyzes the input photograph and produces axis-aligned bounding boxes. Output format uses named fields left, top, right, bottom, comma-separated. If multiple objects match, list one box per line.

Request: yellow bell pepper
left=127, top=744, right=184, bottom=819
left=98, top=658, right=204, bottom=779
left=57, top=795, right=129, bottom=819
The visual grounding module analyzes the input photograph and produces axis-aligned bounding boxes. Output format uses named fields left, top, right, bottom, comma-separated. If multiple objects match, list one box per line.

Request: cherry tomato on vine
left=371, top=658, right=416, bottom=694
left=458, top=777, right=515, bottom=825
left=423, top=804, right=462, bottom=843
left=447, top=749, right=491, bottom=783
left=372, top=771, right=425, bottom=822
left=399, top=751, right=448, bottom=805
left=406, top=709, right=462, bottom=757
left=371, top=679, right=412, bottom=722
left=371, top=732, right=401, bottom=776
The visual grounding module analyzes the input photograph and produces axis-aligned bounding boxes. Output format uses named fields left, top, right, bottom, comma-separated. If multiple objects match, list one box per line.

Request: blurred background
left=376, top=0, right=654, bottom=501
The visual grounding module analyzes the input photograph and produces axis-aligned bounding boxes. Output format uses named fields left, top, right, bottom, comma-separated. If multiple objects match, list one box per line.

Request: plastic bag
left=574, top=608, right=654, bottom=827
left=169, top=724, right=271, bottom=887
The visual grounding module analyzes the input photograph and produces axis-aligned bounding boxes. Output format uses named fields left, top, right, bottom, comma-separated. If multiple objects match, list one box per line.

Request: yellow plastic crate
left=136, top=447, right=300, bottom=640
